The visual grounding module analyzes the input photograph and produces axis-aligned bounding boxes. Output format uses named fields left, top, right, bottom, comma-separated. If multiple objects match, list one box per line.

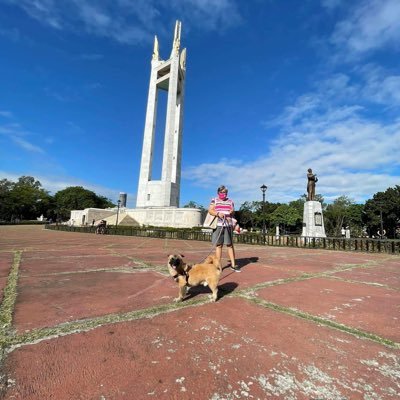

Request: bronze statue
left=307, top=168, right=318, bottom=201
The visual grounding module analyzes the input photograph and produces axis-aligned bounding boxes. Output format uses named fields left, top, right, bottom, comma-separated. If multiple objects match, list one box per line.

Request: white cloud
left=330, top=0, right=400, bottom=57
left=10, top=137, right=45, bottom=153
left=5, top=0, right=242, bottom=45
left=169, top=0, right=242, bottom=31
left=187, top=4, right=400, bottom=208
left=358, top=64, right=400, bottom=106
left=185, top=74, right=400, bottom=206
left=0, top=27, right=21, bottom=41
left=0, top=110, right=13, bottom=118
left=321, top=0, right=342, bottom=10
left=184, top=115, right=400, bottom=204
left=0, top=122, right=46, bottom=154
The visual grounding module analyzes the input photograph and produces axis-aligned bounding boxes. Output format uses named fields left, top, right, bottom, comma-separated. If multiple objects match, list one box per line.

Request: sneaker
left=230, top=265, right=241, bottom=272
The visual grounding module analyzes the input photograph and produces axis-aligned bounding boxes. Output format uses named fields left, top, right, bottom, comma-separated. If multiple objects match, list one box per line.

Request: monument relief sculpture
left=306, top=168, right=318, bottom=201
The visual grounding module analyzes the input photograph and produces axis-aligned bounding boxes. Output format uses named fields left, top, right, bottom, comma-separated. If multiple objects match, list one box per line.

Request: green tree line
left=0, top=176, right=114, bottom=222
left=2, top=176, right=399, bottom=238
left=186, top=186, right=400, bottom=239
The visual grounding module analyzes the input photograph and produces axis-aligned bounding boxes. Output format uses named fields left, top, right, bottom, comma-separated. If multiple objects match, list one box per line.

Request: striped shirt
left=210, top=197, right=234, bottom=227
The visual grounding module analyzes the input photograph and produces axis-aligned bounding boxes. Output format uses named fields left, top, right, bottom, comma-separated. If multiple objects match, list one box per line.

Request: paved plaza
left=0, top=225, right=399, bottom=399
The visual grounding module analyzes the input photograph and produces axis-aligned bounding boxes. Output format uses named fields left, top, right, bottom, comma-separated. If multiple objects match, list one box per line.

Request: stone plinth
left=126, top=207, right=201, bottom=228
left=301, top=201, right=326, bottom=238
left=70, top=206, right=202, bottom=228
left=70, top=207, right=202, bottom=228
left=70, top=209, right=116, bottom=226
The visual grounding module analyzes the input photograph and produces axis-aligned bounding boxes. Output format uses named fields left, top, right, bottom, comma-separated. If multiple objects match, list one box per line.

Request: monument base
left=70, top=207, right=202, bottom=228
left=125, top=207, right=201, bottom=228
left=301, top=201, right=326, bottom=238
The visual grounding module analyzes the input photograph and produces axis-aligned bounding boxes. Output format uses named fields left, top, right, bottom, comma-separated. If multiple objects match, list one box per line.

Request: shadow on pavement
left=223, top=256, right=259, bottom=271
left=184, top=282, right=239, bottom=301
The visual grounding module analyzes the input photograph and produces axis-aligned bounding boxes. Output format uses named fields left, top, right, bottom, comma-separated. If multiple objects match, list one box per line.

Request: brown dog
left=167, top=254, right=222, bottom=302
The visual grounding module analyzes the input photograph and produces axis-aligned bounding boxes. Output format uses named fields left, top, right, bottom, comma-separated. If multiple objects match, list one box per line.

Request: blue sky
left=0, top=0, right=399, bottom=209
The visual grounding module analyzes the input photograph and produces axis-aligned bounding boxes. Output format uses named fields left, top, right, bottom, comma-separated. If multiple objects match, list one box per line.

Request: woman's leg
left=227, top=245, right=236, bottom=266
left=216, top=244, right=223, bottom=263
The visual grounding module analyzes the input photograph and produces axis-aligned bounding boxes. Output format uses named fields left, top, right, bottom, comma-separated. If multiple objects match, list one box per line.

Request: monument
left=69, top=21, right=201, bottom=228
left=136, top=21, right=185, bottom=208
left=301, top=168, right=326, bottom=238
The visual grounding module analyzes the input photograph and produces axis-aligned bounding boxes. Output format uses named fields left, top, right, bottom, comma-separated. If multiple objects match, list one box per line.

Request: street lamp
left=379, top=207, right=385, bottom=239
left=115, top=199, right=121, bottom=227
left=260, top=184, right=267, bottom=243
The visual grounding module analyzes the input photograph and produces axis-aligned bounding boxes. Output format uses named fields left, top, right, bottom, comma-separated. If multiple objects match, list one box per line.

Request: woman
left=208, top=185, right=240, bottom=272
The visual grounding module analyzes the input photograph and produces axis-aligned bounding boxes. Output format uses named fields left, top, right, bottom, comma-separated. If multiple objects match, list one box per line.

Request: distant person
left=208, top=185, right=240, bottom=272
left=341, top=227, right=345, bottom=237
left=96, top=220, right=107, bottom=234
left=345, top=226, right=350, bottom=238
left=231, top=217, right=241, bottom=234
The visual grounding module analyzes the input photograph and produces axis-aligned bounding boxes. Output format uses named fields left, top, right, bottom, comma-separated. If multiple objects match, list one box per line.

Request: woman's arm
left=208, top=203, right=221, bottom=218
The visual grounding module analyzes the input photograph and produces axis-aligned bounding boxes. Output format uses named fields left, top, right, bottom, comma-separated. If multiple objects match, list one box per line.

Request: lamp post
left=115, top=199, right=121, bottom=227
left=379, top=207, right=384, bottom=239
left=260, top=184, right=267, bottom=244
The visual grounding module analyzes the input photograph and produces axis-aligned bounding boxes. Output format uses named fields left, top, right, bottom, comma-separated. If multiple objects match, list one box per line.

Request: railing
left=44, top=225, right=400, bottom=255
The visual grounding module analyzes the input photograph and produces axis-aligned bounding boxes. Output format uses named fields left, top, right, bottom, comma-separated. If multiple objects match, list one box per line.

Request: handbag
left=203, top=212, right=218, bottom=229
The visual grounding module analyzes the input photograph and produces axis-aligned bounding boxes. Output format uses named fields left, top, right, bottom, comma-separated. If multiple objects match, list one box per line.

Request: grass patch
left=7, top=296, right=209, bottom=350
left=241, top=295, right=400, bottom=349
left=0, top=251, right=22, bottom=336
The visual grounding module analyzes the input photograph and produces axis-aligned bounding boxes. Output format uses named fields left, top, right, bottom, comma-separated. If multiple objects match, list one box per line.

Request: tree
left=363, top=186, right=400, bottom=238
left=269, top=204, right=302, bottom=234
left=236, top=201, right=281, bottom=231
left=0, top=179, right=14, bottom=221
left=7, top=176, right=52, bottom=221
left=54, top=186, right=114, bottom=220
left=237, top=201, right=258, bottom=229
left=288, top=198, right=306, bottom=232
left=324, top=196, right=354, bottom=237
left=183, top=201, right=205, bottom=212
left=345, top=203, right=364, bottom=237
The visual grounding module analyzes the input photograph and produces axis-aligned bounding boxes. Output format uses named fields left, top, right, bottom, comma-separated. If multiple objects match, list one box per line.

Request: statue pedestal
left=302, top=201, right=326, bottom=238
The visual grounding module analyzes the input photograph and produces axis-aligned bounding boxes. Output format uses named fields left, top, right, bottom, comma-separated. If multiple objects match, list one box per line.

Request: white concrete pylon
left=136, top=21, right=186, bottom=208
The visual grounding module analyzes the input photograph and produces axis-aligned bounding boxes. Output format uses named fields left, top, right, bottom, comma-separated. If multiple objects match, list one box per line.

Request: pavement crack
left=326, top=275, right=400, bottom=292
left=239, top=294, right=400, bottom=350
left=5, top=297, right=210, bottom=352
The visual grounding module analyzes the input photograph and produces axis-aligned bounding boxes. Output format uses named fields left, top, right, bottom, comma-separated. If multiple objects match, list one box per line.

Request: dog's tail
left=204, top=255, right=222, bottom=273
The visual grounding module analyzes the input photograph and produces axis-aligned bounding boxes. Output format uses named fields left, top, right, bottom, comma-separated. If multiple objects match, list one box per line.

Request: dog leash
left=197, top=215, right=232, bottom=264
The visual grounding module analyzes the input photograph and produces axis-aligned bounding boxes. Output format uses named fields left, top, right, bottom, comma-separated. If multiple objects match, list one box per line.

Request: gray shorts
left=212, top=226, right=233, bottom=246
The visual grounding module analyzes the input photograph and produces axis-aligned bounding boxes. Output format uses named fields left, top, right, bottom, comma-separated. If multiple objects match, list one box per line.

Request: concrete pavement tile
left=14, top=271, right=178, bottom=332
left=0, top=252, right=13, bottom=278
left=333, top=265, right=400, bottom=288
left=19, top=253, right=137, bottom=275
left=4, top=298, right=399, bottom=400
left=258, top=278, right=400, bottom=341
